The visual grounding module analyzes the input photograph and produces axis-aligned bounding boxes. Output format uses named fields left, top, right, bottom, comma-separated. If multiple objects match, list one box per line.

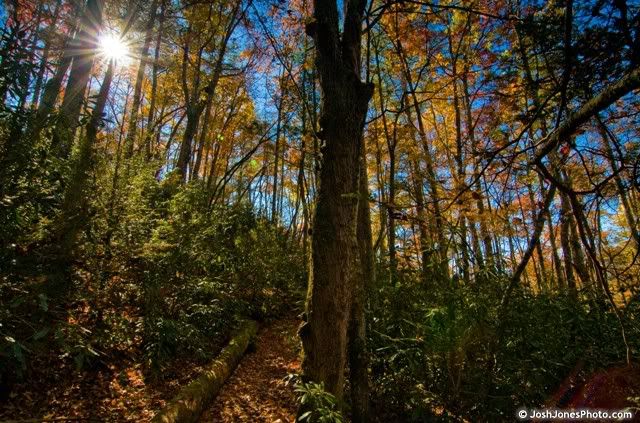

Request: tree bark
left=51, top=0, right=103, bottom=159
left=124, top=0, right=158, bottom=158
left=396, top=39, right=449, bottom=280
left=24, top=5, right=80, bottom=144
left=176, top=2, right=241, bottom=181
left=300, top=0, right=373, bottom=404
left=145, top=0, right=166, bottom=159
left=31, top=0, right=63, bottom=109
left=55, top=59, right=114, bottom=261
left=462, top=68, right=494, bottom=271
left=348, top=143, right=373, bottom=423
left=272, top=68, right=285, bottom=222
left=597, top=118, right=640, bottom=248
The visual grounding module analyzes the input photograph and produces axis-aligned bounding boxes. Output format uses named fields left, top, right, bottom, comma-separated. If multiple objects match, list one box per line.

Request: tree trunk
left=175, top=2, right=241, bottom=181
left=124, top=0, right=158, bottom=158
left=145, top=0, right=166, bottom=159
left=31, top=0, right=63, bottom=109
left=372, top=41, right=396, bottom=282
left=410, top=158, right=432, bottom=282
left=396, top=42, right=449, bottom=280
left=559, top=190, right=578, bottom=298
left=597, top=118, right=640, bottom=247
left=462, top=68, right=493, bottom=271
left=55, top=59, right=114, bottom=261
left=272, top=68, right=285, bottom=222
left=300, top=0, right=373, bottom=403
left=348, top=143, right=373, bottom=423
left=527, top=184, right=548, bottom=291
left=52, top=0, right=103, bottom=159
left=449, top=37, right=470, bottom=283
left=24, top=6, right=80, bottom=143
left=191, top=89, right=215, bottom=180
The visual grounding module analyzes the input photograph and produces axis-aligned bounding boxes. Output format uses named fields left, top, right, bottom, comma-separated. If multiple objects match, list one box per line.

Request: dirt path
left=199, top=317, right=301, bottom=422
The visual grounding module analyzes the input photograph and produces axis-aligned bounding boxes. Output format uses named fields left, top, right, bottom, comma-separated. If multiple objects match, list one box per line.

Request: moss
left=152, top=320, right=258, bottom=423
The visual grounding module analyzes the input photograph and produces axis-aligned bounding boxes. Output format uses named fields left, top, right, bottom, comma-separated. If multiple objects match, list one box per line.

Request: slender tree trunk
left=145, top=0, right=166, bottom=159
left=24, top=7, right=81, bottom=143
left=597, top=118, right=640, bottom=247
left=55, top=59, right=114, bottom=261
left=462, top=68, right=493, bottom=271
left=124, top=0, right=158, bottom=158
left=191, top=89, right=214, bottom=180
left=559, top=190, right=578, bottom=298
left=410, top=158, right=432, bottom=281
left=348, top=143, right=372, bottom=423
left=272, top=68, right=285, bottom=222
left=396, top=41, right=448, bottom=280
left=560, top=170, right=592, bottom=290
left=526, top=184, right=548, bottom=290
left=176, top=2, right=241, bottom=181
left=31, top=0, right=63, bottom=109
left=373, top=41, right=397, bottom=282
left=16, top=2, right=44, bottom=110
left=540, top=172, right=565, bottom=291
left=387, top=128, right=397, bottom=284
left=449, top=42, right=470, bottom=283
left=52, top=0, right=103, bottom=158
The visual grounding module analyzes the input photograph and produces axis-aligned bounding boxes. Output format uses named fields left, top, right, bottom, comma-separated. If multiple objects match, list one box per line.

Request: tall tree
left=299, top=0, right=374, bottom=410
left=51, top=0, right=103, bottom=158
left=175, top=0, right=244, bottom=181
left=124, top=0, right=158, bottom=158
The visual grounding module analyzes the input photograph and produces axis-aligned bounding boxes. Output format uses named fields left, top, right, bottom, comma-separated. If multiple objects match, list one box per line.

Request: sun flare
left=98, top=33, right=131, bottom=65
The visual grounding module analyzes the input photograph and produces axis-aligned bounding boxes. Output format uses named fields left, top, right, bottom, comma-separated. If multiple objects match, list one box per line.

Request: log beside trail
left=152, top=320, right=258, bottom=423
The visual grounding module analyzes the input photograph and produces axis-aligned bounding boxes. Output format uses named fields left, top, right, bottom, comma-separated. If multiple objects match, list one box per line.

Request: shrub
left=368, top=276, right=640, bottom=421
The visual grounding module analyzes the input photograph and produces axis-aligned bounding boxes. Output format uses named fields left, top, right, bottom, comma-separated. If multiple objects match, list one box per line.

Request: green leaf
left=299, top=411, right=312, bottom=421
left=33, top=327, right=50, bottom=341
left=38, top=293, right=48, bottom=311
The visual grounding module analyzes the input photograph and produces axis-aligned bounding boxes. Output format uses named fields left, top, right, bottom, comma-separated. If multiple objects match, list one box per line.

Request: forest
left=0, top=0, right=639, bottom=421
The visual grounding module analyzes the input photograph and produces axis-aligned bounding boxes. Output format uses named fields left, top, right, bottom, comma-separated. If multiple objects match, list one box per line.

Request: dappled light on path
left=199, top=317, right=301, bottom=422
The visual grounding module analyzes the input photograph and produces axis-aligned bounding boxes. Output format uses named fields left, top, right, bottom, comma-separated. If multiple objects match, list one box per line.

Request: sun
left=98, top=33, right=131, bottom=65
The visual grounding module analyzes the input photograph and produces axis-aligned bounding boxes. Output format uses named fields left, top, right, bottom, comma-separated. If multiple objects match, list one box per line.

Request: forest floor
left=0, top=342, right=209, bottom=422
left=199, top=316, right=301, bottom=422
left=0, top=304, right=300, bottom=423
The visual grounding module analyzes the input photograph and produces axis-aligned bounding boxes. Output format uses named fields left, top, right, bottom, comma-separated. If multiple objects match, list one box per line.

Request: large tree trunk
left=299, top=0, right=373, bottom=403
